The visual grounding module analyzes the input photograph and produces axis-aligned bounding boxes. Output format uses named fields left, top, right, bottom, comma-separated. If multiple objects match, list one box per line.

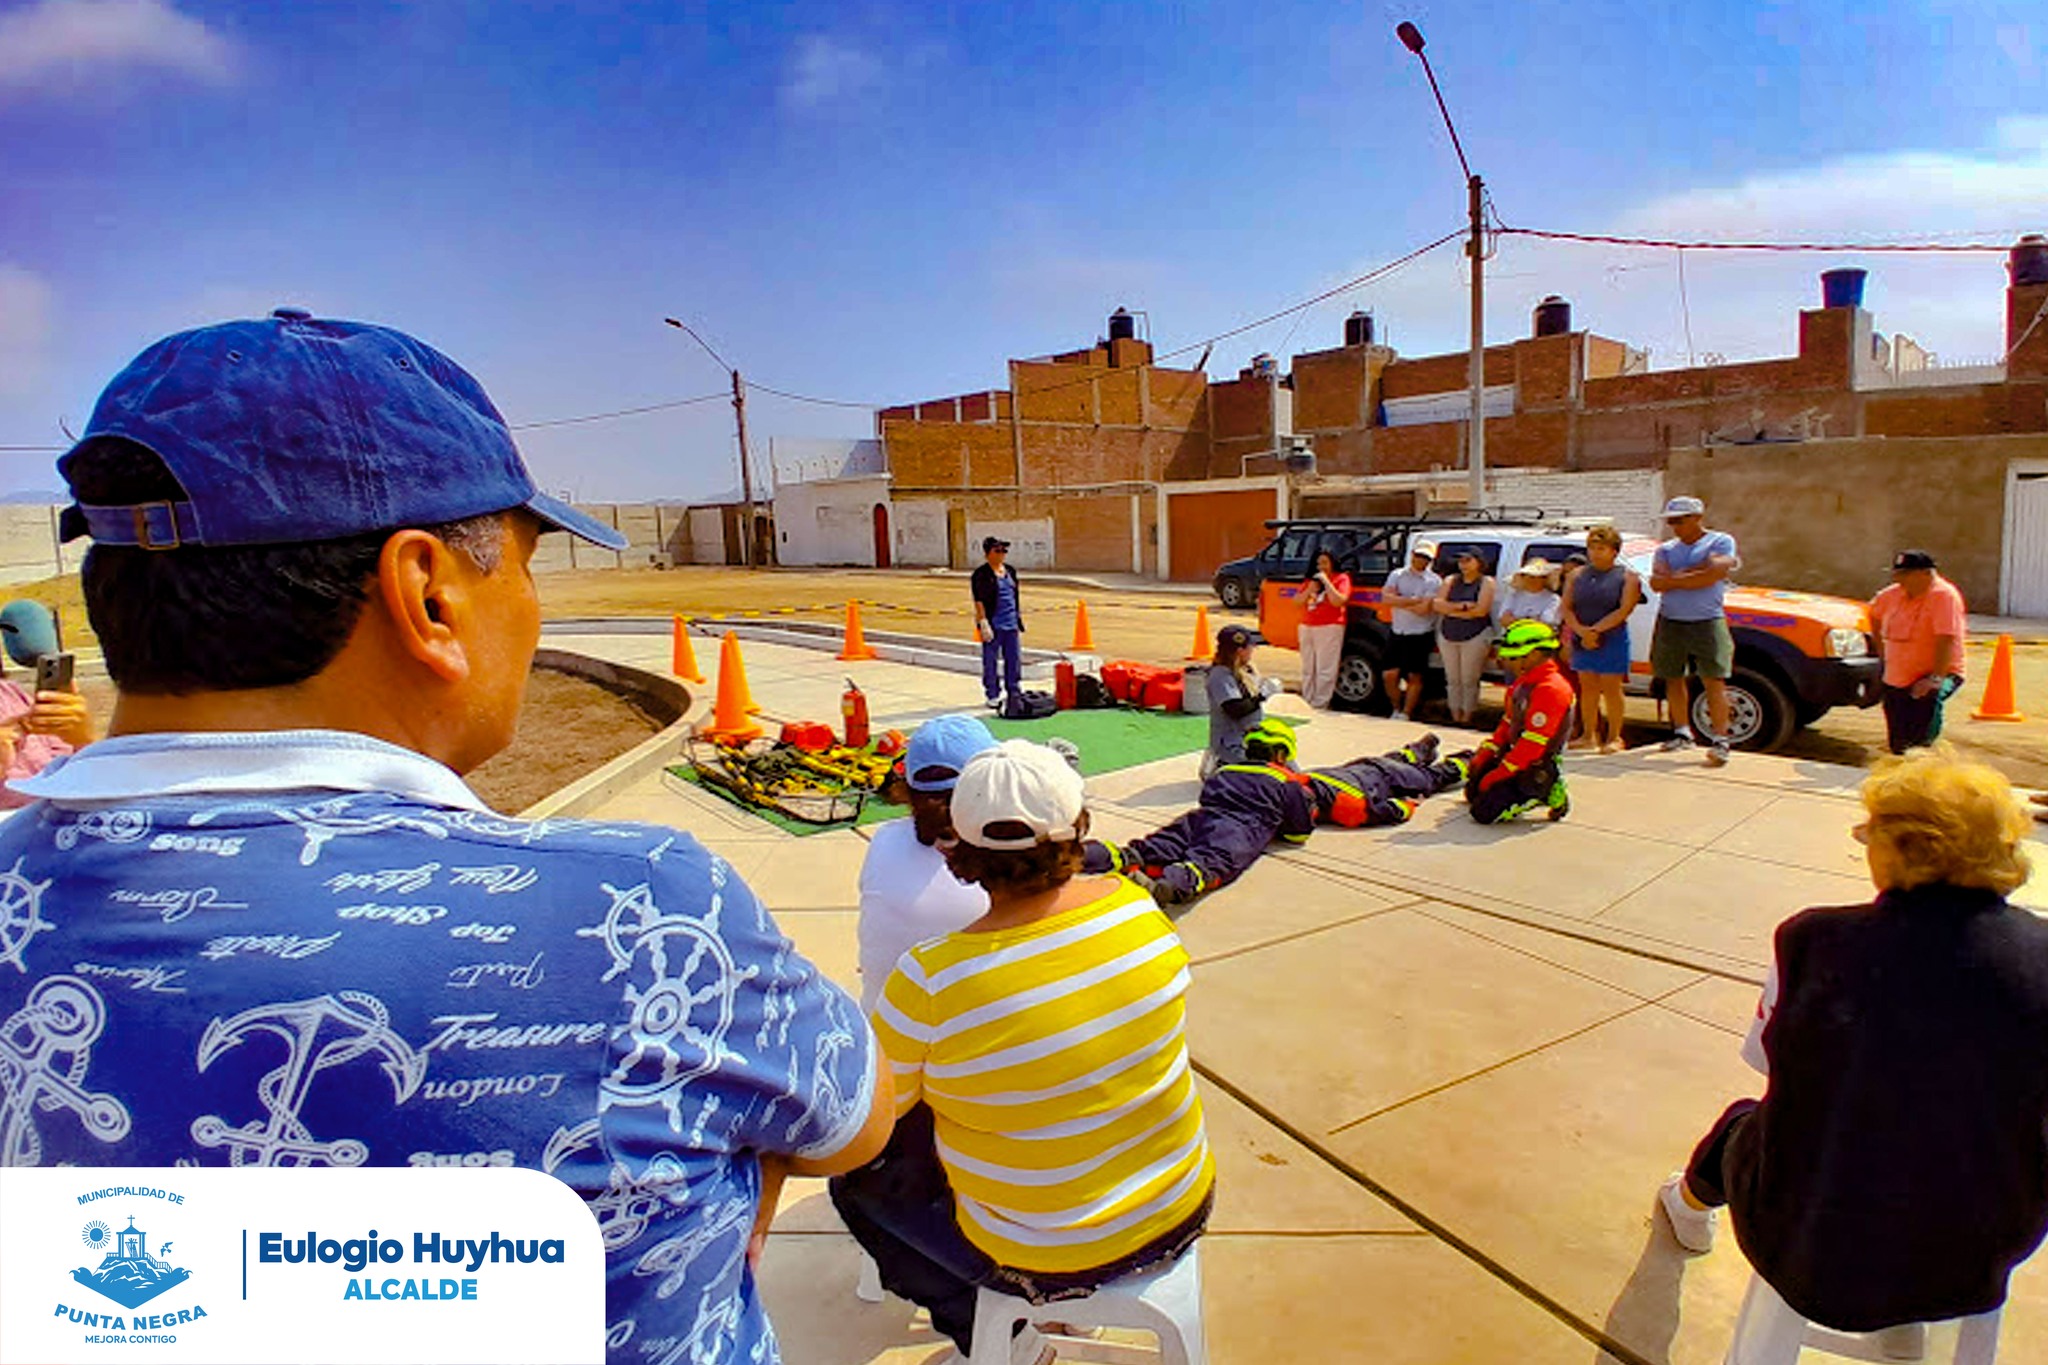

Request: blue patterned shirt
left=0, top=730, right=875, bottom=1365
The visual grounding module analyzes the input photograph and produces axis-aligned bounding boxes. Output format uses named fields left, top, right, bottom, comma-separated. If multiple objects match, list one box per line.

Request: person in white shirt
left=856, top=713, right=998, bottom=1012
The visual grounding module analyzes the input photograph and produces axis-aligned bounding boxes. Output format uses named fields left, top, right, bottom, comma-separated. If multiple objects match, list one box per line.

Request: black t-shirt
left=1730, top=884, right=2048, bottom=1329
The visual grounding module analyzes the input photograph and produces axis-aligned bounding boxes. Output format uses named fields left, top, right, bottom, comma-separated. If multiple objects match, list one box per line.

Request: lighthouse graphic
left=72, top=1215, right=192, bottom=1308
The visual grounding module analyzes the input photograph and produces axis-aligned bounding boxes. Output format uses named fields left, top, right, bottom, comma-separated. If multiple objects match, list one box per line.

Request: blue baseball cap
left=905, top=713, right=999, bottom=793
left=0, top=601, right=60, bottom=666
left=57, top=308, right=628, bottom=552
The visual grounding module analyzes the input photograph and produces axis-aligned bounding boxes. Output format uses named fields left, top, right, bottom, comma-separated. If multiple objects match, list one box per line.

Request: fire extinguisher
left=841, top=679, right=870, bottom=749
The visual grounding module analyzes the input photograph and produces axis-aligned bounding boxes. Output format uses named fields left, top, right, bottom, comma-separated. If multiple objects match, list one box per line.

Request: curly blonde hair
left=1861, top=744, right=2033, bottom=896
left=1585, top=524, right=1623, bottom=551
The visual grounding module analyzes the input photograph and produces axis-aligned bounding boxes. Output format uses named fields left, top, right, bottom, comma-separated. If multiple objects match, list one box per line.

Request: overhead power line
left=746, top=381, right=881, bottom=410
left=1498, top=227, right=2014, bottom=254
left=508, top=392, right=727, bottom=431
left=0, top=445, right=65, bottom=452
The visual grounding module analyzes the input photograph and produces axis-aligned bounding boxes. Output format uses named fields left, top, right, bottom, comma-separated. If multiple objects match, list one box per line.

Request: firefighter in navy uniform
left=1466, top=619, right=1576, bottom=824
left=1083, top=718, right=1316, bottom=909
left=1303, top=732, right=1471, bottom=828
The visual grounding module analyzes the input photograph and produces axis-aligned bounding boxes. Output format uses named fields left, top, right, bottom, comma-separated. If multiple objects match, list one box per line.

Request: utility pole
left=1467, top=173, right=1486, bottom=511
left=1398, top=20, right=1488, bottom=511
left=731, top=368, right=756, bottom=568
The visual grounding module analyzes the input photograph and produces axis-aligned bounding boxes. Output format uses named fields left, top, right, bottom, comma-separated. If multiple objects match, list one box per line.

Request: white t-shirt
left=855, top=818, right=991, bottom=1013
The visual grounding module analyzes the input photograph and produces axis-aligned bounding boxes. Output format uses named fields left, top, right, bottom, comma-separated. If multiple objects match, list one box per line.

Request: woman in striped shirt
left=832, top=738, right=1214, bottom=1359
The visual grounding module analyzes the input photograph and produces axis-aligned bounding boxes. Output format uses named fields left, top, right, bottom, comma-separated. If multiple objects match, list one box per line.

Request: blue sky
left=1, top=0, right=2042, bottom=501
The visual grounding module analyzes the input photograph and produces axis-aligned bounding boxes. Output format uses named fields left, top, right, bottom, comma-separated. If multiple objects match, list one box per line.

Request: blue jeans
left=982, top=629, right=1022, bottom=703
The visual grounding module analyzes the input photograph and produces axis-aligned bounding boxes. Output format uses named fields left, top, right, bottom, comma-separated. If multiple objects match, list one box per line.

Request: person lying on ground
left=1084, top=717, right=1316, bottom=909
left=1658, top=746, right=2046, bottom=1348
left=834, top=739, right=1213, bottom=1363
left=1465, top=620, right=1575, bottom=824
left=1302, top=731, right=1470, bottom=828
left=856, top=713, right=997, bottom=1013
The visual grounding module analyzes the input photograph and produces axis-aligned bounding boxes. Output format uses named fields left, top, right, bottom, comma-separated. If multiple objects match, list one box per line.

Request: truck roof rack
left=1262, top=506, right=1553, bottom=531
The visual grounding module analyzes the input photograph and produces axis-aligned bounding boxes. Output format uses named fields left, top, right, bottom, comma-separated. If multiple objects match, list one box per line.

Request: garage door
left=2009, top=470, right=2048, bottom=618
left=1167, top=488, right=1281, bottom=582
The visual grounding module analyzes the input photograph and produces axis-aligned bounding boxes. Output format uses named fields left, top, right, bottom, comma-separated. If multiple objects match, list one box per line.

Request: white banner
left=0, top=1167, right=604, bottom=1364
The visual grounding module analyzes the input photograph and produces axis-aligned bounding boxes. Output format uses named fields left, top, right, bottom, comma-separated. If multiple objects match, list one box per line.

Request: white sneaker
left=1659, top=732, right=1695, bottom=752
left=1658, top=1173, right=1718, bottom=1253
left=1706, top=739, right=1731, bottom=768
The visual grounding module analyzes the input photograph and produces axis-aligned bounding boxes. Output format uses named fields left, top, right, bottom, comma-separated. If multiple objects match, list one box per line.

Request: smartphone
left=34, top=651, right=74, bottom=693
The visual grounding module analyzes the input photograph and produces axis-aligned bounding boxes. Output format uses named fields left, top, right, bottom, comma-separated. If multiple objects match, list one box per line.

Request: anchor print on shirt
left=191, top=991, right=426, bottom=1166
left=0, top=975, right=132, bottom=1166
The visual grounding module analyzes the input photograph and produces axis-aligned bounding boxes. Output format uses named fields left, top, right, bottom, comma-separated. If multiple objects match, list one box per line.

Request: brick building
left=867, top=236, right=2048, bottom=610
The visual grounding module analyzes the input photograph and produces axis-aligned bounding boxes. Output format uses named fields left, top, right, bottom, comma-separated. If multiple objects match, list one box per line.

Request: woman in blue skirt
left=1561, top=525, right=1642, bottom=752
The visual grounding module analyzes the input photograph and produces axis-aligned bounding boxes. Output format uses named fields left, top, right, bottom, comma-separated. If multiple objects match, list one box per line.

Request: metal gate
left=2006, top=467, right=2048, bottom=618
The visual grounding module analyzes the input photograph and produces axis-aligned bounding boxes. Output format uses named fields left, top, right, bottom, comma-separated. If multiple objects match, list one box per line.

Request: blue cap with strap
left=59, top=308, right=628, bottom=552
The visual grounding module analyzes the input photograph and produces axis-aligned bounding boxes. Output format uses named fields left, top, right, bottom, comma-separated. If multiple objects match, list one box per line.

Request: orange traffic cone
left=1972, top=633, right=2026, bottom=721
left=1186, top=605, right=1212, bottom=661
left=1071, top=600, right=1096, bottom=651
left=671, top=616, right=706, bottom=683
left=703, top=632, right=764, bottom=742
left=837, top=599, right=879, bottom=661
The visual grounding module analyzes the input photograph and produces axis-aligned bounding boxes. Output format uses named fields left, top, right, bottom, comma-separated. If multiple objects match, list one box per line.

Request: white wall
left=1486, top=468, right=1666, bottom=533
left=894, top=500, right=948, bottom=566
left=966, top=517, right=1055, bottom=570
left=684, top=507, right=726, bottom=564
left=772, top=476, right=891, bottom=566
left=0, top=506, right=69, bottom=587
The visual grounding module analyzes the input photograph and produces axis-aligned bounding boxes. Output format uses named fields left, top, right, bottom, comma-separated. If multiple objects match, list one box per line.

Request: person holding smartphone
left=0, top=599, right=93, bottom=807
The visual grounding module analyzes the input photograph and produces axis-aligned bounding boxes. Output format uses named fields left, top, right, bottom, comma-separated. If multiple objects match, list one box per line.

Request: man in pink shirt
left=1868, top=549, right=1967, bottom=754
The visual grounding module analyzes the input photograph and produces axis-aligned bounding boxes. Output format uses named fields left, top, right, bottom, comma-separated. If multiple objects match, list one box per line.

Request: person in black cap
left=969, top=535, right=1024, bottom=710
left=3, top=310, right=894, bottom=1363
left=1869, top=549, right=1968, bottom=753
left=1203, top=622, right=1281, bottom=777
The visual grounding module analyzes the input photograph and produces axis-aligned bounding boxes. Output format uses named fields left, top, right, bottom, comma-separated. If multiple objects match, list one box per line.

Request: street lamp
left=664, top=317, right=757, bottom=568
left=1397, top=20, right=1488, bottom=511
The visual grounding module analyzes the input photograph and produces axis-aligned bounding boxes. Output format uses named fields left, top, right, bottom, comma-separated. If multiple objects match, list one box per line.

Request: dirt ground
left=536, top=564, right=2048, bottom=788
left=466, top=667, right=667, bottom=812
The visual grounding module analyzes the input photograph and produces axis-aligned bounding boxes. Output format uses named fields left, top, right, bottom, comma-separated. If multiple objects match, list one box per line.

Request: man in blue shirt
left=969, top=537, right=1024, bottom=711
left=0, top=310, right=893, bottom=1365
left=1649, top=495, right=1743, bottom=766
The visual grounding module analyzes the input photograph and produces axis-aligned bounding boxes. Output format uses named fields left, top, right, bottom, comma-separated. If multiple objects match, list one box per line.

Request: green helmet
left=1243, top=717, right=1299, bottom=764
left=1496, top=619, right=1562, bottom=660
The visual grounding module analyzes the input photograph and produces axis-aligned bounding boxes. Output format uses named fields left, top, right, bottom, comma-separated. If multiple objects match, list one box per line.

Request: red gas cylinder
left=841, top=679, right=871, bottom=749
left=1054, top=661, right=1077, bottom=710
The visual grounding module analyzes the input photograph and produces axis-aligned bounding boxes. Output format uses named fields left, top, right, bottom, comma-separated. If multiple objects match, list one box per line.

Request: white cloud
left=1308, top=122, right=2045, bottom=377
left=0, top=0, right=239, bottom=95
left=0, top=265, right=55, bottom=405
left=781, top=34, right=885, bottom=111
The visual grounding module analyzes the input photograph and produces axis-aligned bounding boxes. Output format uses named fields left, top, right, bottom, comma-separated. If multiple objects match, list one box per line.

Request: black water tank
left=1344, top=310, right=1375, bottom=347
left=1108, top=307, right=1137, bottom=341
left=2014, top=234, right=2048, bottom=287
left=1533, top=295, right=1572, bottom=337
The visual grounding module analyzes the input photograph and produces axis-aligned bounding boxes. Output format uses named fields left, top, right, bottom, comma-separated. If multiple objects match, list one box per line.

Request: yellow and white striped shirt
left=873, top=877, right=1214, bottom=1273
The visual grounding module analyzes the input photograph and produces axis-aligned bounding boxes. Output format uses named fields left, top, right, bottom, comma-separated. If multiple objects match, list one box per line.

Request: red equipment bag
left=780, top=721, right=835, bottom=752
left=1139, top=673, right=1185, bottom=711
left=1100, top=661, right=1139, bottom=702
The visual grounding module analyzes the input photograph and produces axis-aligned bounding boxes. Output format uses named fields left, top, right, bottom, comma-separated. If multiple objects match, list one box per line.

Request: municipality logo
left=72, top=1214, right=192, bottom=1309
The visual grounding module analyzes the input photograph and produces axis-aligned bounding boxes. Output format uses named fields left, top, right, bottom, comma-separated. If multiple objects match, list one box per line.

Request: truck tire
left=1694, top=666, right=1795, bottom=752
left=1217, top=577, right=1250, bottom=608
left=1332, top=649, right=1385, bottom=713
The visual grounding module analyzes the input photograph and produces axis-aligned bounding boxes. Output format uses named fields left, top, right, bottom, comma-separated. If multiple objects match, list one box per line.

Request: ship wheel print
left=0, top=858, right=56, bottom=974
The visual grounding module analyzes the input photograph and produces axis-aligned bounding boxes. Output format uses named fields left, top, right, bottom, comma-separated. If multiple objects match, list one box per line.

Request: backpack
left=1074, top=674, right=1114, bottom=709
left=1002, top=689, right=1059, bottom=721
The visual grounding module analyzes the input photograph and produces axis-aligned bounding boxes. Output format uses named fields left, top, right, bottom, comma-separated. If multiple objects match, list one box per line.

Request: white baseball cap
left=1662, top=495, right=1705, bottom=519
left=1409, top=540, right=1438, bottom=560
left=949, top=739, right=1086, bottom=849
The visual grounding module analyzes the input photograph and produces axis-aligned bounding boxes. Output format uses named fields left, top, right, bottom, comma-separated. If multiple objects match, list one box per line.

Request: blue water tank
left=1821, top=268, right=1867, bottom=309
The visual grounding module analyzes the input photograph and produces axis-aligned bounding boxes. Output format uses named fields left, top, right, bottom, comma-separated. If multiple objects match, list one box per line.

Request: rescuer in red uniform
left=1465, top=620, right=1576, bottom=824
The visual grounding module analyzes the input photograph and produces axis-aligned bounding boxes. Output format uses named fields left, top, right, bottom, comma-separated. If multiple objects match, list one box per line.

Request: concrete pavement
left=554, top=632, right=2048, bottom=1364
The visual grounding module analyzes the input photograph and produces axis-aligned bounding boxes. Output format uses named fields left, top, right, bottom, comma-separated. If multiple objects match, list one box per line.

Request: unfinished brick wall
left=1665, top=434, right=2040, bottom=606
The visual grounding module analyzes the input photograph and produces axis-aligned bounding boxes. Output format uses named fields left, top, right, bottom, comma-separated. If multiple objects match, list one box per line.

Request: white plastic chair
left=1725, top=1273, right=2002, bottom=1365
left=967, top=1243, right=1206, bottom=1365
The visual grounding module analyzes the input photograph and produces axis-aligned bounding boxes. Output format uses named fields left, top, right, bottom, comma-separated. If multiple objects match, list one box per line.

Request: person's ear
left=375, top=530, right=473, bottom=684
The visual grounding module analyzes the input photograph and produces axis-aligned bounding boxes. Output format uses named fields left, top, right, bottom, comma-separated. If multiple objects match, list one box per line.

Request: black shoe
left=1404, top=732, right=1441, bottom=765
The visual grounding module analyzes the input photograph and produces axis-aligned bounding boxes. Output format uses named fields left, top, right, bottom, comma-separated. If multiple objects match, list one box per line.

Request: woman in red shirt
left=1298, top=550, right=1352, bottom=709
